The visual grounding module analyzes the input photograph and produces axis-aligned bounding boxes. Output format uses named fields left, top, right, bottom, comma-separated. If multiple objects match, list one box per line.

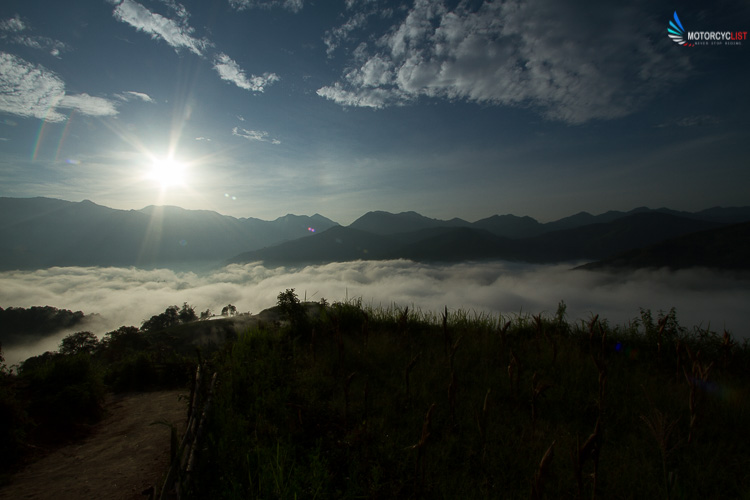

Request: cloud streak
left=318, top=0, right=690, bottom=123
left=232, top=127, right=281, bottom=144
left=213, top=53, right=280, bottom=93
left=116, top=91, right=154, bottom=102
left=2, top=261, right=748, bottom=365
left=110, top=0, right=209, bottom=55
left=108, top=2, right=279, bottom=94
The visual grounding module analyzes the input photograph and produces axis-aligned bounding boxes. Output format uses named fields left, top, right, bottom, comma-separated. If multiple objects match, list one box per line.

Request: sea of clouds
left=2, top=260, right=749, bottom=366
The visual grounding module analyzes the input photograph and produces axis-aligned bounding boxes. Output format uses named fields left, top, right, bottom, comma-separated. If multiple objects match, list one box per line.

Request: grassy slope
left=189, top=302, right=750, bottom=499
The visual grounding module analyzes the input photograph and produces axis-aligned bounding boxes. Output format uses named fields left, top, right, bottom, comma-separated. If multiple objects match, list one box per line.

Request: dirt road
left=0, top=390, right=187, bottom=500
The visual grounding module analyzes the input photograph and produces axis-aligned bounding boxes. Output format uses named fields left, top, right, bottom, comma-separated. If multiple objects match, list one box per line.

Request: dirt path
left=0, top=390, right=187, bottom=500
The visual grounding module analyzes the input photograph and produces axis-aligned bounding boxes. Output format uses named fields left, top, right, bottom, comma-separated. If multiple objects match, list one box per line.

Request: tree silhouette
left=179, top=302, right=197, bottom=323
left=59, top=331, right=99, bottom=356
left=102, top=326, right=148, bottom=358
left=221, top=304, right=237, bottom=316
left=277, top=288, right=307, bottom=330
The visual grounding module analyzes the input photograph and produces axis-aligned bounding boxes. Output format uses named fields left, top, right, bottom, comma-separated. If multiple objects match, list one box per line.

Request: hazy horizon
left=5, top=195, right=750, bottom=228
left=3, top=260, right=749, bottom=366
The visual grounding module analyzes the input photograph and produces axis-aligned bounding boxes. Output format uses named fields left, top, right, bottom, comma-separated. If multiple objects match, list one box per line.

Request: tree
left=141, top=305, right=182, bottom=332
left=277, top=288, right=307, bottom=330
left=0, top=341, right=7, bottom=374
left=163, top=305, right=180, bottom=326
left=179, top=302, right=197, bottom=323
left=59, top=331, right=99, bottom=356
left=221, top=304, right=237, bottom=316
left=102, top=326, right=148, bottom=355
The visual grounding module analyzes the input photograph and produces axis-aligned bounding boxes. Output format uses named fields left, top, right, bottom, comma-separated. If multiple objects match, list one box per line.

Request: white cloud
left=59, top=94, right=119, bottom=117
left=111, top=0, right=209, bottom=56
left=228, top=0, right=304, bottom=13
left=324, top=12, right=367, bottom=56
left=0, top=15, right=25, bottom=33
left=318, top=0, right=690, bottom=124
left=116, top=90, right=154, bottom=102
left=14, top=36, right=69, bottom=58
left=158, top=0, right=190, bottom=23
left=1, top=261, right=748, bottom=366
left=213, top=53, right=279, bottom=92
left=0, top=52, right=118, bottom=122
left=316, top=82, right=403, bottom=109
left=0, top=52, right=67, bottom=122
left=232, top=127, right=280, bottom=144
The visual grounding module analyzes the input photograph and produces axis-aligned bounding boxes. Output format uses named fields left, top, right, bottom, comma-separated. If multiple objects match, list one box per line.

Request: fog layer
left=2, top=261, right=748, bottom=366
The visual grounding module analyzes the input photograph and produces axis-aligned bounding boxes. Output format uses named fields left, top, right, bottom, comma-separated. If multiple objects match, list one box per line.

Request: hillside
left=578, top=221, right=750, bottom=271
left=514, top=212, right=722, bottom=262
left=188, top=295, right=750, bottom=498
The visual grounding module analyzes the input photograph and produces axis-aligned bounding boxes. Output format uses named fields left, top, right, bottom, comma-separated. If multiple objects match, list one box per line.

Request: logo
left=668, top=11, right=747, bottom=47
left=668, top=11, right=693, bottom=47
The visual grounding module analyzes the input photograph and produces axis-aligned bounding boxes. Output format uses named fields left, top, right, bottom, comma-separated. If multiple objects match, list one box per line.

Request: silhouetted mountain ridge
left=0, top=197, right=338, bottom=270
left=349, top=210, right=471, bottom=235
left=232, top=211, right=743, bottom=268
left=3, top=197, right=749, bottom=270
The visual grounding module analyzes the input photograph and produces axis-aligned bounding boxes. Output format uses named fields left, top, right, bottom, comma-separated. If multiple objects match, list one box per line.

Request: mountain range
left=2, top=197, right=749, bottom=271
left=0, top=197, right=337, bottom=270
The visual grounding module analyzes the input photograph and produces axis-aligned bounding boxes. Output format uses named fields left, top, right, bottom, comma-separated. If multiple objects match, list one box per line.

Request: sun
left=148, top=157, right=187, bottom=189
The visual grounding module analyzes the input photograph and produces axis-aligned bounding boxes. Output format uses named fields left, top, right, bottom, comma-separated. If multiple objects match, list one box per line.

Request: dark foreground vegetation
left=190, top=292, right=749, bottom=499
left=2, top=293, right=749, bottom=499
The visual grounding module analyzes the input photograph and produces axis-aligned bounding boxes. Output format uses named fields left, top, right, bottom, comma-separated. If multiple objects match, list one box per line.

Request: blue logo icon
left=668, top=11, right=693, bottom=47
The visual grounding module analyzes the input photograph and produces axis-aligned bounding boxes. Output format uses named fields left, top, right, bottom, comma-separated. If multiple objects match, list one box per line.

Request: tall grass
left=185, top=296, right=749, bottom=498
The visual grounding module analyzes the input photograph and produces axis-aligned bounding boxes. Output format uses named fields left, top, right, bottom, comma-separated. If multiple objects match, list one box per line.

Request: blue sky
left=0, top=0, right=748, bottom=224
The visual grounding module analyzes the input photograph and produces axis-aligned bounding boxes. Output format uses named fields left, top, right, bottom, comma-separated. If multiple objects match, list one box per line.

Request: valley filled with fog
left=2, top=260, right=749, bottom=366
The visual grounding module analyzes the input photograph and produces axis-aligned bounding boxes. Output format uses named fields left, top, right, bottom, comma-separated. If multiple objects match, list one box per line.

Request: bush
left=105, top=353, right=159, bottom=393
left=0, top=381, right=27, bottom=473
left=0, top=344, right=28, bottom=471
left=22, top=354, right=105, bottom=438
left=99, top=326, right=150, bottom=362
left=277, top=288, right=308, bottom=332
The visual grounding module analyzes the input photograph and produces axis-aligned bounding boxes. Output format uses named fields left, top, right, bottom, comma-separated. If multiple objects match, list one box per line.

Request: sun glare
left=149, top=157, right=186, bottom=189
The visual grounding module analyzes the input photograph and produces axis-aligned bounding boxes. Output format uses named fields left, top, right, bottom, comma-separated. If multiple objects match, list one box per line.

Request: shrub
left=105, top=352, right=158, bottom=393
left=0, top=343, right=28, bottom=471
left=22, top=354, right=105, bottom=437
left=277, top=288, right=308, bottom=331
